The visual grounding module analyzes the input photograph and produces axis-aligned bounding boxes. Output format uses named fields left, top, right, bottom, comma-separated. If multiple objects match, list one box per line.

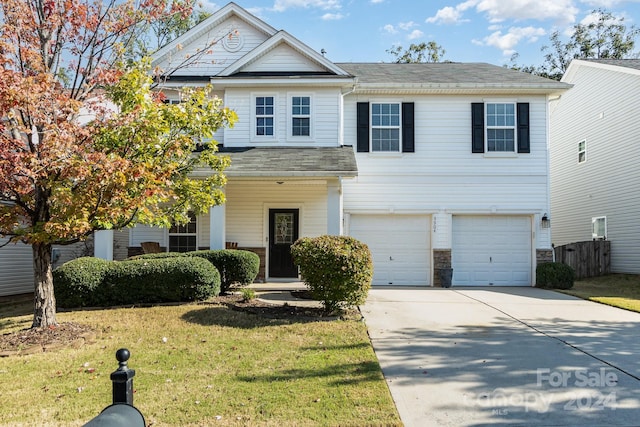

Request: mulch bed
left=0, top=293, right=360, bottom=357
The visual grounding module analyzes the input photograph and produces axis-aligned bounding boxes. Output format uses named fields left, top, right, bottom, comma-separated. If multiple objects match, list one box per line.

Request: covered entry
left=349, top=214, right=431, bottom=286
left=452, top=215, right=532, bottom=286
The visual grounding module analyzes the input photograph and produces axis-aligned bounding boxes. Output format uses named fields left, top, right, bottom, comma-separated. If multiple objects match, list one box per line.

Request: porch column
left=94, top=230, right=114, bottom=260
left=209, top=203, right=226, bottom=250
left=327, top=178, right=343, bottom=235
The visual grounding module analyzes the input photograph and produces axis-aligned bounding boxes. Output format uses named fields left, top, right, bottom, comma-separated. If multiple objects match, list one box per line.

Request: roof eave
left=352, top=83, right=573, bottom=96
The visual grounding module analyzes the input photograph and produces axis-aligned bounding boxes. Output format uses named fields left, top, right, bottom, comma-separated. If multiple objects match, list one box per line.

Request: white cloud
left=370, top=0, right=384, bottom=3
left=197, top=1, right=219, bottom=13
left=399, top=21, right=418, bottom=30
left=479, top=26, right=546, bottom=55
left=272, top=0, right=341, bottom=12
left=322, top=12, right=344, bottom=20
left=474, top=0, right=578, bottom=25
left=383, top=24, right=398, bottom=34
left=427, top=1, right=476, bottom=24
left=408, top=29, right=424, bottom=40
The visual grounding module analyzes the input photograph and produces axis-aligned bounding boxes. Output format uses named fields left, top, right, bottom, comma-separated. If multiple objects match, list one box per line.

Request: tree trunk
left=32, top=242, right=57, bottom=328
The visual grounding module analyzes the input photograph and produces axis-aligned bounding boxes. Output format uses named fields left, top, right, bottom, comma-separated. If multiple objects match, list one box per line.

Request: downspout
left=339, top=77, right=358, bottom=146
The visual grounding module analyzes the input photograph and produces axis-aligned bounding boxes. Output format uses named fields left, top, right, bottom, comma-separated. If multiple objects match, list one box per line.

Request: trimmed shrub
left=54, top=257, right=111, bottom=308
left=188, top=250, right=260, bottom=293
left=54, top=256, right=220, bottom=308
left=291, top=235, right=373, bottom=312
left=536, top=262, right=575, bottom=290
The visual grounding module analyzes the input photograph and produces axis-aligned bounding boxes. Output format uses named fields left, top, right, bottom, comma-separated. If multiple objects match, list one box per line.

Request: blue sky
left=198, top=0, right=640, bottom=67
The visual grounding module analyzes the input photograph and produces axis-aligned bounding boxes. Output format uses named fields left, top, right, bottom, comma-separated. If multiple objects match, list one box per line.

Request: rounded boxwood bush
left=188, top=250, right=260, bottom=293
left=127, top=252, right=184, bottom=260
left=536, top=262, right=575, bottom=290
left=291, top=235, right=373, bottom=312
left=54, top=257, right=111, bottom=308
left=54, top=256, right=220, bottom=308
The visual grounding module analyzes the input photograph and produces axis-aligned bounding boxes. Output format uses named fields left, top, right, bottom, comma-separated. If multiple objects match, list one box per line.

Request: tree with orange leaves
left=0, top=0, right=236, bottom=328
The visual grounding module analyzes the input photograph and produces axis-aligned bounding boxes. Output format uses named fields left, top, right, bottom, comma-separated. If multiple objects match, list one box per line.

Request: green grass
left=559, top=274, right=640, bottom=312
left=0, top=301, right=401, bottom=426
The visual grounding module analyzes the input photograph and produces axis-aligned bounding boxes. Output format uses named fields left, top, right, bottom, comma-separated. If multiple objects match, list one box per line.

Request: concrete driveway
left=362, top=287, right=640, bottom=426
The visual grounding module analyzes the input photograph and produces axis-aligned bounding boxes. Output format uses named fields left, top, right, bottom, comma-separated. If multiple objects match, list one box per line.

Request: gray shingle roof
left=584, top=59, right=640, bottom=71
left=336, top=62, right=569, bottom=87
left=219, top=146, right=358, bottom=177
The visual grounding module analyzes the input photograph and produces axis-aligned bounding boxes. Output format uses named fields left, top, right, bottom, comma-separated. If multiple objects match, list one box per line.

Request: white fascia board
left=210, top=76, right=356, bottom=88
left=352, top=82, right=572, bottom=96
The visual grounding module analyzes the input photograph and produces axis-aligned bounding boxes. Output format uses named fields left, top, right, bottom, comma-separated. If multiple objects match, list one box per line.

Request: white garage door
left=452, top=216, right=532, bottom=286
left=349, top=215, right=430, bottom=286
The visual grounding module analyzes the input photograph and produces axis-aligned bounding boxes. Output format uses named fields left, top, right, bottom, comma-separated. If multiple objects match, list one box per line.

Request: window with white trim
left=169, top=212, right=197, bottom=252
left=371, top=103, right=400, bottom=152
left=291, top=96, right=310, bottom=137
left=578, top=140, right=586, bottom=163
left=486, top=103, right=516, bottom=152
left=592, top=216, right=607, bottom=240
left=255, top=96, right=274, bottom=137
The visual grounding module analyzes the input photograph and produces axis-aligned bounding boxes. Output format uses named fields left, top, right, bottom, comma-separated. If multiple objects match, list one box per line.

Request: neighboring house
left=550, top=59, right=640, bottom=274
left=88, top=2, right=569, bottom=287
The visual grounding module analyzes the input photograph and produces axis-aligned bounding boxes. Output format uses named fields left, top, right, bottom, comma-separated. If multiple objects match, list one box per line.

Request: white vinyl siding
left=224, top=88, right=340, bottom=147
left=551, top=61, right=640, bottom=273
left=244, top=44, right=328, bottom=73
left=0, top=238, right=33, bottom=296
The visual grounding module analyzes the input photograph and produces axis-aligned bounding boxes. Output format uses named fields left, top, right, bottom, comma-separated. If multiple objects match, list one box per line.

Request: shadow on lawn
left=238, top=360, right=383, bottom=386
left=180, top=305, right=329, bottom=328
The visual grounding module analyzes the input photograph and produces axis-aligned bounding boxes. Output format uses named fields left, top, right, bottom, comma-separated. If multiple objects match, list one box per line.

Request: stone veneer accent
left=433, top=249, right=452, bottom=287
left=536, top=249, right=553, bottom=265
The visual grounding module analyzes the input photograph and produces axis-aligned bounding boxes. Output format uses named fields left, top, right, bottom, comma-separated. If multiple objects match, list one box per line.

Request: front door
left=268, top=209, right=299, bottom=278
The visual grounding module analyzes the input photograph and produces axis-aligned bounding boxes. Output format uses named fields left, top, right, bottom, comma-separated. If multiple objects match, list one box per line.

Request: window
left=471, top=102, right=529, bottom=154
left=592, top=216, right=607, bottom=240
left=486, top=103, right=515, bottom=152
left=255, top=96, right=274, bottom=137
left=291, top=96, right=310, bottom=137
left=169, top=213, right=197, bottom=252
left=578, top=140, right=586, bottom=163
left=371, top=103, right=400, bottom=152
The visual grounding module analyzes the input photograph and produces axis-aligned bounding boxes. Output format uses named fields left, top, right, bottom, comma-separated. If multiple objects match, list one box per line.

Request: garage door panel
left=350, top=215, right=430, bottom=286
left=453, top=215, right=532, bottom=287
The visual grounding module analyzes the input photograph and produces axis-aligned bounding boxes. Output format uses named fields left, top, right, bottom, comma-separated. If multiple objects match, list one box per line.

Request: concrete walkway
left=362, top=287, right=640, bottom=427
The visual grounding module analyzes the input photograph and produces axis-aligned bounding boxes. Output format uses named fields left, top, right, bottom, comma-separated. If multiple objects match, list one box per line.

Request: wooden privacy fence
left=553, top=240, right=610, bottom=279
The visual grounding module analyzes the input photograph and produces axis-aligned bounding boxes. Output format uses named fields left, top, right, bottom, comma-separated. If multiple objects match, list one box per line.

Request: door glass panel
left=275, top=213, right=294, bottom=244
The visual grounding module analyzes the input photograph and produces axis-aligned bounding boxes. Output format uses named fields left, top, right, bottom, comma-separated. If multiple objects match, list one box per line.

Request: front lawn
left=559, top=274, right=640, bottom=313
left=0, top=300, right=401, bottom=426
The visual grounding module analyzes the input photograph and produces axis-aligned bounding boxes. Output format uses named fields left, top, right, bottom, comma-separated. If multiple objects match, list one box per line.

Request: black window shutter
left=402, top=102, right=415, bottom=153
left=471, top=103, right=484, bottom=153
left=357, top=102, right=369, bottom=152
left=517, top=103, right=530, bottom=153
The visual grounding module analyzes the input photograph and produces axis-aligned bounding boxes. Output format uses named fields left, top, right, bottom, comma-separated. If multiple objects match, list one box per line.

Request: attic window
left=222, top=30, right=244, bottom=52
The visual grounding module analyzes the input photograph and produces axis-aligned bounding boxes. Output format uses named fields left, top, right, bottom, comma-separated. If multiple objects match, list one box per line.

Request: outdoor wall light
left=541, top=213, right=551, bottom=229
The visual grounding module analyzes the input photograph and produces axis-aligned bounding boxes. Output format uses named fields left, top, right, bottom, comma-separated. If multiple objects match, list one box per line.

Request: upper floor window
left=169, top=212, right=197, bottom=252
left=255, top=96, right=274, bottom=137
left=592, top=216, right=607, bottom=240
left=471, top=102, right=529, bottom=154
left=291, top=96, right=310, bottom=137
left=578, top=140, right=586, bottom=163
left=371, top=103, right=401, bottom=152
left=357, top=102, right=414, bottom=153
left=486, top=103, right=516, bottom=152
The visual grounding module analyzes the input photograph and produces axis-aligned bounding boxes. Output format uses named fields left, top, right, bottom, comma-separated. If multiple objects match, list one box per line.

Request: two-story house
left=70, top=3, right=570, bottom=289
left=550, top=59, right=640, bottom=274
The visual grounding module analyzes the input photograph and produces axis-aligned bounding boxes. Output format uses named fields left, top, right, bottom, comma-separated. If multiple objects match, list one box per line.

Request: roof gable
left=563, top=59, right=640, bottom=83
left=220, top=31, right=350, bottom=77
left=151, top=2, right=277, bottom=77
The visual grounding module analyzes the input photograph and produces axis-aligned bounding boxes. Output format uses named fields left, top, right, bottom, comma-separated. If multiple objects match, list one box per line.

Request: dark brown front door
left=268, top=209, right=299, bottom=278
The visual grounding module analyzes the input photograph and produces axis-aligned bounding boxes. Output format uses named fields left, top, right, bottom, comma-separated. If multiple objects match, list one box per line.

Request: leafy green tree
left=387, top=41, right=446, bottom=63
left=0, top=0, right=236, bottom=328
left=511, top=9, right=639, bottom=80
